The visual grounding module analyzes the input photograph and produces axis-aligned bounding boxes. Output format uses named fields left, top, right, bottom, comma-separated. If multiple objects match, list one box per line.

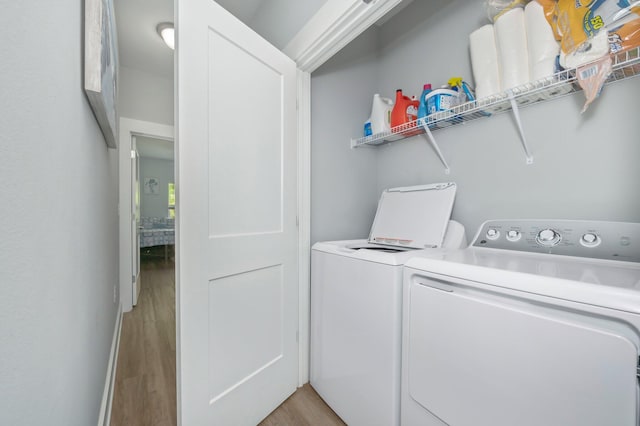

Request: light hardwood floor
left=110, top=256, right=177, bottom=426
left=259, top=384, right=346, bottom=426
left=110, top=254, right=344, bottom=426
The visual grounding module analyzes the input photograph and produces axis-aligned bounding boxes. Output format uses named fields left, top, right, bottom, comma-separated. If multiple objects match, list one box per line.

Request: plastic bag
left=485, top=0, right=529, bottom=22
left=537, top=0, right=640, bottom=110
left=608, top=10, right=640, bottom=54
left=576, top=55, right=613, bottom=113
left=539, top=0, right=640, bottom=57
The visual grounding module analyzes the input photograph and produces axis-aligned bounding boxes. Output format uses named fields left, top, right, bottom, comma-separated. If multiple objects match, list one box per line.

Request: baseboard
left=97, top=304, right=123, bottom=426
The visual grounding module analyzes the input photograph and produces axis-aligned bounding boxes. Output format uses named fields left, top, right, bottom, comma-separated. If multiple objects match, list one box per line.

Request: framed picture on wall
left=144, top=178, right=160, bottom=195
left=84, top=0, right=118, bottom=149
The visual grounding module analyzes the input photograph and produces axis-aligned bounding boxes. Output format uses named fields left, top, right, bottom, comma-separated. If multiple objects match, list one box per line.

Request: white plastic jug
left=364, top=94, right=394, bottom=136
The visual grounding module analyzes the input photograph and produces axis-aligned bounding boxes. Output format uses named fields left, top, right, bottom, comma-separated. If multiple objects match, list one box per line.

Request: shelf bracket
left=507, top=90, right=534, bottom=164
left=421, top=124, right=451, bottom=174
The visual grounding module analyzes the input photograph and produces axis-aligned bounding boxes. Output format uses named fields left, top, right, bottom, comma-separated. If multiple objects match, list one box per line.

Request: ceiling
left=114, top=0, right=174, bottom=79
left=114, top=1, right=266, bottom=159
left=137, top=135, right=174, bottom=160
left=114, top=0, right=266, bottom=79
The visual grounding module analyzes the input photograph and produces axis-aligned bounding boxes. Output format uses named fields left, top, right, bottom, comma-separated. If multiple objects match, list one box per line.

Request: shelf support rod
left=507, top=90, right=534, bottom=164
left=421, top=124, right=451, bottom=174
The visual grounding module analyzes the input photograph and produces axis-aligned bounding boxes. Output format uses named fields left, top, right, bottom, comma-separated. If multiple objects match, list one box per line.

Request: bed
left=140, top=217, right=175, bottom=262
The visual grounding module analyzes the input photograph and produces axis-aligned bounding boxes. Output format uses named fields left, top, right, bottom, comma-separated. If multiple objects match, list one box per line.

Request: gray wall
left=249, top=0, right=328, bottom=50
left=0, top=1, right=120, bottom=425
left=119, top=65, right=174, bottom=125
left=311, top=28, right=381, bottom=243
left=375, top=0, right=640, bottom=234
left=140, top=157, right=175, bottom=218
left=312, top=0, right=640, bottom=241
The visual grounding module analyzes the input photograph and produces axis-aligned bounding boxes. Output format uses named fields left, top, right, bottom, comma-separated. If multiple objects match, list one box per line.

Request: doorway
left=113, top=120, right=177, bottom=425
left=136, top=136, right=175, bottom=270
left=118, top=118, right=174, bottom=313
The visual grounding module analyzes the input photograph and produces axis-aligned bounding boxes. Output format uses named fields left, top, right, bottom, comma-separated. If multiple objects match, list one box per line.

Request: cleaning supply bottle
left=390, top=89, right=419, bottom=132
left=425, top=79, right=467, bottom=117
left=447, top=77, right=476, bottom=103
left=364, top=94, right=394, bottom=136
left=417, top=84, right=433, bottom=126
left=425, top=89, right=459, bottom=114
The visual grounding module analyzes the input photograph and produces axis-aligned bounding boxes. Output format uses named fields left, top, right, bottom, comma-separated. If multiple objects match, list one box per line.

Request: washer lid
left=368, top=182, right=456, bottom=249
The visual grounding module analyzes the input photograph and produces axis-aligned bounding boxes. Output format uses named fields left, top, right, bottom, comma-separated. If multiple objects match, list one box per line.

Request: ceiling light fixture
left=156, top=22, right=175, bottom=50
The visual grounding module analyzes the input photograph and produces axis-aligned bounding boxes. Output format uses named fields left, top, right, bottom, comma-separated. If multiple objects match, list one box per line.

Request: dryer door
left=406, top=275, right=640, bottom=426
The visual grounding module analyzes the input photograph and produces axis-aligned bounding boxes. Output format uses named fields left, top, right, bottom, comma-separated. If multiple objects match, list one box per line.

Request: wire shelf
left=351, top=46, right=640, bottom=148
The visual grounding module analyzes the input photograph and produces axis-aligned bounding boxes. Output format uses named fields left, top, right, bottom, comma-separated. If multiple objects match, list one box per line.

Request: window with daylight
left=168, top=183, right=175, bottom=218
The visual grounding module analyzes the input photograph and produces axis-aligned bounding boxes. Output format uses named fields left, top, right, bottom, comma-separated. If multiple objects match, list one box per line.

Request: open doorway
left=111, top=135, right=177, bottom=426
left=112, top=119, right=176, bottom=425
left=118, top=118, right=174, bottom=313
left=136, top=136, right=175, bottom=270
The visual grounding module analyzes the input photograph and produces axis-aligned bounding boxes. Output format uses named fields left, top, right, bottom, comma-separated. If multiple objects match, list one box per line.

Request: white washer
left=311, top=183, right=466, bottom=426
left=402, top=219, right=640, bottom=426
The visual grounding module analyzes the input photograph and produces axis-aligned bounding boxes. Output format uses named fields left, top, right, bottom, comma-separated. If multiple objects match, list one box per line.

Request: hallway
left=111, top=257, right=177, bottom=426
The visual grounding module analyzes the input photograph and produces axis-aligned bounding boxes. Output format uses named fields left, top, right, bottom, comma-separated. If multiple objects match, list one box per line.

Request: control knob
left=536, top=228, right=561, bottom=247
left=580, top=232, right=601, bottom=248
left=506, top=230, right=521, bottom=242
left=486, top=228, right=500, bottom=240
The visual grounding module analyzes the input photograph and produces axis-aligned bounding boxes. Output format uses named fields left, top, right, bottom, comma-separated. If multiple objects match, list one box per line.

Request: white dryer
left=311, top=183, right=466, bottom=426
left=402, top=219, right=640, bottom=426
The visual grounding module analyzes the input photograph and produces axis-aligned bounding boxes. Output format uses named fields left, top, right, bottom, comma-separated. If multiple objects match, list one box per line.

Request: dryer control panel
left=472, top=220, right=640, bottom=263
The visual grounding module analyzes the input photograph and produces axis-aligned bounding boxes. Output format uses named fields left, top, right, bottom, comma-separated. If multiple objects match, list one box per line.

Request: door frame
left=284, top=0, right=403, bottom=386
left=131, top=135, right=140, bottom=306
left=118, top=117, right=174, bottom=312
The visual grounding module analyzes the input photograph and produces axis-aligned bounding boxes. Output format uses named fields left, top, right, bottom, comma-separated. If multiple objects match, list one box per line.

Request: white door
left=131, top=136, right=141, bottom=306
left=177, top=0, right=299, bottom=424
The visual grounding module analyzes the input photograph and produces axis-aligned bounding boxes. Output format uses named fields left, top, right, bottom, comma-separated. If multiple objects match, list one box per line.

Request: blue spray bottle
left=447, top=77, right=476, bottom=103
left=417, top=83, right=432, bottom=126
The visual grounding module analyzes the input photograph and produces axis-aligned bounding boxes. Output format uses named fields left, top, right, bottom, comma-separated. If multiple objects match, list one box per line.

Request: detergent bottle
left=390, top=89, right=419, bottom=132
left=417, top=83, right=433, bottom=126
left=364, top=94, right=394, bottom=136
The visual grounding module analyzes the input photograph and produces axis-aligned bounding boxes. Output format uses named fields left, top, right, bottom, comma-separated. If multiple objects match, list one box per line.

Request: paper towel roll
left=525, top=1, right=560, bottom=81
left=495, top=7, right=530, bottom=90
left=469, top=24, right=502, bottom=100
left=560, top=30, right=610, bottom=69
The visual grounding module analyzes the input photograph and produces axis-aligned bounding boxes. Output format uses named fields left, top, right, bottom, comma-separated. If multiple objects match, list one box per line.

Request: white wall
left=119, top=65, right=174, bottom=125
left=0, top=2, right=120, bottom=425
left=312, top=0, right=640, bottom=240
left=140, top=157, right=175, bottom=218
left=311, top=28, right=380, bottom=243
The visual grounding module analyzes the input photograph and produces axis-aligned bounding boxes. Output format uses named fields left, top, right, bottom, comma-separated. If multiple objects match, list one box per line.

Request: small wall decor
left=84, top=0, right=119, bottom=148
left=144, top=177, right=160, bottom=195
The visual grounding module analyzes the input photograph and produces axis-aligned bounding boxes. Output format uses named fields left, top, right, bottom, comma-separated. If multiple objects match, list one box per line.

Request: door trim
left=285, top=0, right=402, bottom=385
left=283, top=0, right=402, bottom=74
left=296, top=70, right=311, bottom=386
left=118, top=117, right=174, bottom=312
left=97, top=304, right=123, bottom=426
